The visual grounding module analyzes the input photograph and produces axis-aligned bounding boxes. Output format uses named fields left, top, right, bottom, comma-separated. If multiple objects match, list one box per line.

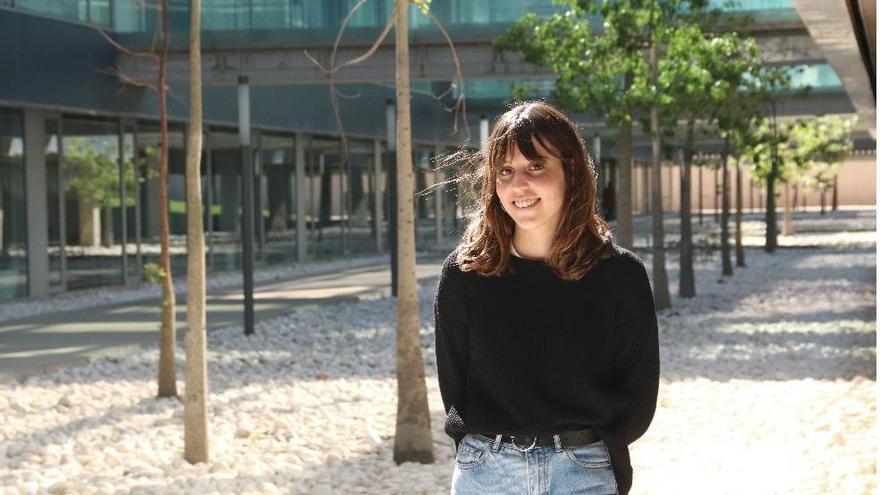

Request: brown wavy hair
left=455, top=101, right=614, bottom=280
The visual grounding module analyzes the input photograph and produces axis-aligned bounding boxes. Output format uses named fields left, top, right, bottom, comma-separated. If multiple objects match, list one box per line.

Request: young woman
left=434, top=101, right=659, bottom=495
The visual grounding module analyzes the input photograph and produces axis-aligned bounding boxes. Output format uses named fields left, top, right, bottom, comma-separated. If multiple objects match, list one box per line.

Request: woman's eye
left=499, top=168, right=512, bottom=176
left=529, top=162, right=545, bottom=171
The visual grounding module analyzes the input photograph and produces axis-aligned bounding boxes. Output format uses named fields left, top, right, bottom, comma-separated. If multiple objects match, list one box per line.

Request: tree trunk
left=616, top=72, right=634, bottom=249
left=832, top=174, right=838, bottom=210
left=678, top=120, right=695, bottom=298
left=697, top=162, right=703, bottom=225
left=392, top=0, right=433, bottom=465
left=782, top=182, right=794, bottom=235
left=183, top=0, right=209, bottom=464
left=765, top=176, right=777, bottom=252
left=713, top=165, right=719, bottom=223
left=792, top=182, right=799, bottom=212
left=720, top=136, right=732, bottom=276
left=820, top=188, right=827, bottom=214
left=766, top=102, right=779, bottom=253
left=156, top=0, right=177, bottom=399
left=617, top=116, right=634, bottom=249
left=101, top=206, right=114, bottom=247
left=735, top=156, right=745, bottom=267
left=749, top=178, right=754, bottom=213
left=649, top=43, right=670, bottom=310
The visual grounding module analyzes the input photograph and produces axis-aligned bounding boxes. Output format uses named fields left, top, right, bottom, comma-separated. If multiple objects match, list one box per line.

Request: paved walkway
left=0, top=257, right=445, bottom=383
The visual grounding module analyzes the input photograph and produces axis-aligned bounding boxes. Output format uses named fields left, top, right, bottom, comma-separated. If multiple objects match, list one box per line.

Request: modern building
left=1, top=0, right=875, bottom=301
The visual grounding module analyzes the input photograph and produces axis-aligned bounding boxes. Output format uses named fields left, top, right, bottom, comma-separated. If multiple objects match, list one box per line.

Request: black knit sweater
left=434, top=244, right=659, bottom=495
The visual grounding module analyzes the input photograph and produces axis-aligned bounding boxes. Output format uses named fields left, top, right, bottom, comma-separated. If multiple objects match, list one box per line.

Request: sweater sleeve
left=607, top=254, right=660, bottom=446
left=434, top=252, right=470, bottom=447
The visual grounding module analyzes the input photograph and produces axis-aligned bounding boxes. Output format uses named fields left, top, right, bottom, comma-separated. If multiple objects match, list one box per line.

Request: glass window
left=205, top=128, right=242, bottom=273
left=0, top=109, right=27, bottom=300
left=14, top=0, right=87, bottom=24
left=46, top=119, right=63, bottom=289
left=89, top=0, right=111, bottom=26
left=203, top=0, right=250, bottom=30
left=711, top=0, right=794, bottom=10
left=14, top=0, right=113, bottom=26
left=307, top=136, right=345, bottom=258
left=345, top=0, right=383, bottom=27
left=60, top=118, right=124, bottom=290
left=135, top=122, right=188, bottom=277
left=787, top=64, right=843, bottom=92
left=113, top=0, right=144, bottom=32
left=346, top=138, right=377, bottom=255
left=259, top=133, right=298, bottom=264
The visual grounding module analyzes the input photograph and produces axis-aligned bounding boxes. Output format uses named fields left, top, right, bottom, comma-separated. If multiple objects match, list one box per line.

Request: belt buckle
left=509, top=435, right=537, bottom=452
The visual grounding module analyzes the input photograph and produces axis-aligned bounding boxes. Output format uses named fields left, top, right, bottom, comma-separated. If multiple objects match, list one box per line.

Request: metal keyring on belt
left=510, top=436, right=537, bottom=452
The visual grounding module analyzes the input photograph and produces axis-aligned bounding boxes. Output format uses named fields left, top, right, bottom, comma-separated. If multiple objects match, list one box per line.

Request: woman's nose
left=509, top=169, right=530, bottom=189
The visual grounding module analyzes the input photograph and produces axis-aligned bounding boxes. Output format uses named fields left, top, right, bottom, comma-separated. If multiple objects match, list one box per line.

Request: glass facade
left=259, top=133, right=297, bottom=265
left=205, top=128, right=241, bottom=272
left=60, top=118, right=125, bottom=290
left=787, top=64, right=844, bottom=92
left=134, top=122, right=188, bottom=277
left=0, top=109, right=27, bottom=301
left=13, top=0, right=112, bottom=27
left=7, top=0, right=802, bottom=33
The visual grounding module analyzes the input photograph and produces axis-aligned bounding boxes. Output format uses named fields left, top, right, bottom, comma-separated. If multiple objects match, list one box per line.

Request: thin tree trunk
left=820, top=188, right=827, bottom=214
left=101, top=206, right=114, bottom=247
left=832, top=174, right=838, bottom=210
left=649, top=42, right=670, bottom=310
left=617, top=115, right=634, bottom=249
left=184, top=0, right=209, bottom=464
left=156, top=0, right=177, bottom=398
left=735, top=156, right=745, bottom=267
left=678, top=120, right=695, bottom=297
left=766, top=102, right=779, bottom=252
left=783, top=182, right=794, bottom=235
left=392, top=0, right=433, bottom=464
left=765, top=176, right=777, bottom=252
left=720, top=136, right=732, bottom=276
left=713, top=165, right=719, bottom=223
left=698, top=162, right=703, bottom=225
left=749, top=178, right=754, bottom=213
left=792, top=182, right=799, bottom=212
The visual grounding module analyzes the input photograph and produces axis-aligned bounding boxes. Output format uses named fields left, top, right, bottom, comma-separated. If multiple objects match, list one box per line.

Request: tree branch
left=424, top=9, right=470, bottom=139
left=92, top=23, right=160, bottom=62
left=99, top=67, right=159, bottom=91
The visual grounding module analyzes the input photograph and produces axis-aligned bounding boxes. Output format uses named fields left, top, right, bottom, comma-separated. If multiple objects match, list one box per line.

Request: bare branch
left=332, top=13, right=396, bottom=73
left=329, top=0, right=373, bottom=69
left=99, top=66, right=159, bottom=91
left=303, top=6, right=396, bottom=78
left=302, top=49, right=330, bottom=74
left=424, top=9, right=470, bottom=139
left=91, top=22, right=160, bottom=62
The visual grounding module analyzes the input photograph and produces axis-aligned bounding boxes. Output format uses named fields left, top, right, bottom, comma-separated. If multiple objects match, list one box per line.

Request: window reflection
left=135, top=122, right=188, bottom=277
left=0, top=110, right=27, bottom=300
left=60, top=118, right=124, bottom=290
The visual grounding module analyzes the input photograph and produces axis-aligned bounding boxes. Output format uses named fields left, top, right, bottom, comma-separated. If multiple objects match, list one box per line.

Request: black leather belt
left=480, top=428, right=600, bottom=450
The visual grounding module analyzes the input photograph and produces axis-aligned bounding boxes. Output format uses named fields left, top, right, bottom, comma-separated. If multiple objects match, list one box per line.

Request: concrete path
left=0, top=257, right=445, bottom=383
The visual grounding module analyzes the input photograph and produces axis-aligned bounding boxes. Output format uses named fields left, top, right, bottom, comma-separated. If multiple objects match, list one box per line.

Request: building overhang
left=790, top=0, right=876, bottom=137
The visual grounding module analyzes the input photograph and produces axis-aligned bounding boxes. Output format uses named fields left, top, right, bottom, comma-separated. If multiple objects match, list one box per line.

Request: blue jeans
left=451, top=433, right=619, bottom=495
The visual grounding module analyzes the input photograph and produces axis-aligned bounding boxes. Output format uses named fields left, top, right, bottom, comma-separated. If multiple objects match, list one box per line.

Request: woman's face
left=495, top=138, right=567, bottom=236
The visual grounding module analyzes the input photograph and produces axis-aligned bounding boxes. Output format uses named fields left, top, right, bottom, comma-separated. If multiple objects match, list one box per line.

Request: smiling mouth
left=513, top=198, right=540, bottom=209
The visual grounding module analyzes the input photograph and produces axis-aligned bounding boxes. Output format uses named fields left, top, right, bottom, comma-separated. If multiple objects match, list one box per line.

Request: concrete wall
left=619, top=152, right=876, bottom=214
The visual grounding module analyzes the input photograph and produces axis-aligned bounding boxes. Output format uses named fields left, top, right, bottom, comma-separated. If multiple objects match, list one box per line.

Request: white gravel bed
left=631, top=208, right=876, bottom=250
left=0, top=232, right=875, bottom=494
